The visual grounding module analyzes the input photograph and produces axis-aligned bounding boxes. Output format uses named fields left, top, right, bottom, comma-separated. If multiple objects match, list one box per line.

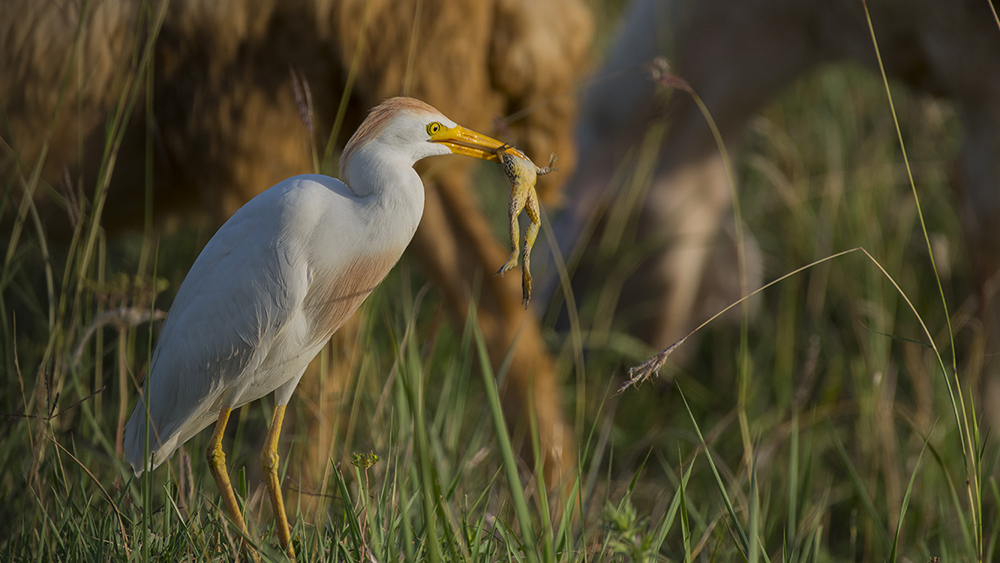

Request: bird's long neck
left=342, top=142, right=425, bottom=242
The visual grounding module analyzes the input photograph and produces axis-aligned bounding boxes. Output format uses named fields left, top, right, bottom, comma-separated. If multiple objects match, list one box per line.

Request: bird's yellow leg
left=261, top=404, right=295, bottom=560
left=521, top=187, right=541, bottom=305
left=207, top=407, right=257, bottom=559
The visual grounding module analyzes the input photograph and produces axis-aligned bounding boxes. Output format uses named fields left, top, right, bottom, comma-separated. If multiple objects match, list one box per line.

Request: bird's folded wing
left=129, top=211, right=307, bottom=457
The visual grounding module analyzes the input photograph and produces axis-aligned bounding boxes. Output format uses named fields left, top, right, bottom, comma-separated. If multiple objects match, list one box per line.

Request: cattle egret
left=123, top=97, right=511, bottom=557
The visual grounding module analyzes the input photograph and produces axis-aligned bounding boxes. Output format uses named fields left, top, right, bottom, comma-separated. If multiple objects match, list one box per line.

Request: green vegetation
left=1, top=6, right=997, bottom=563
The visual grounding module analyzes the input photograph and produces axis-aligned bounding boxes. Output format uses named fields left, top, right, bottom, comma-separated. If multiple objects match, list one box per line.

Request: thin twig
left=620, top=248, right=863, bottom=393
left=72, top=306, right=166, bottom=366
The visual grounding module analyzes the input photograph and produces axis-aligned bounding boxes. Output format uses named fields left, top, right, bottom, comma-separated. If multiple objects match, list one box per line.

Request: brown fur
left=1, top=0, right=592, bottom=491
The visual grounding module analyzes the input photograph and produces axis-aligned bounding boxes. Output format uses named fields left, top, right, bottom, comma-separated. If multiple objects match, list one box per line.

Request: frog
left=494, top=145, right=558, bottom=306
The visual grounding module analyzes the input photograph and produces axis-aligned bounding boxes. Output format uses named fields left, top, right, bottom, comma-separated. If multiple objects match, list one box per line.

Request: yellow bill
left=430, top=124, right=507, bottom=161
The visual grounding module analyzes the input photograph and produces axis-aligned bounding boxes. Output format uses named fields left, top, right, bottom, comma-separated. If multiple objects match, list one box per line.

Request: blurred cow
left=551, top=0, right=1000, bottom=419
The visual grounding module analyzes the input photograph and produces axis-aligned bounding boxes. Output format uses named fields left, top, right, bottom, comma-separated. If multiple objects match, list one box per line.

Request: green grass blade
left=469, top=308, right=540, bottom=563
left=888, top=440, right=927, bottom=563
left=824, top=418, right=890, bottom=551
left=679, top=388, right=750, bottom=558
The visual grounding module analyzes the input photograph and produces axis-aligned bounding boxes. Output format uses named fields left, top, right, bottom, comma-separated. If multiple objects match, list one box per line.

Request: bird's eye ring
left=427, top=122, right=443, bottom=135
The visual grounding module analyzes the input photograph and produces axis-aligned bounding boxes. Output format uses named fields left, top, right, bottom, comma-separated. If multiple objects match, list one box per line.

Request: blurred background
left=2, top=0, right=998, bottom=561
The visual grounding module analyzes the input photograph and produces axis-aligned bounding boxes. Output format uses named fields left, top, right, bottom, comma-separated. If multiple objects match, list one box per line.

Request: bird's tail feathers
left=123, top=398, right=157, bottom=476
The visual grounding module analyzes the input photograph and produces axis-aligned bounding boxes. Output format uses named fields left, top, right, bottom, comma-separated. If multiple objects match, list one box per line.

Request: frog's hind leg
left=498, top=190, right=525, bottom=276
left=520, top=187, right=541, bottom=305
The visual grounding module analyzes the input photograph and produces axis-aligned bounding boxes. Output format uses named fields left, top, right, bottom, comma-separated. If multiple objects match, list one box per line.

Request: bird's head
left=340, top=97, right=506, bottom=186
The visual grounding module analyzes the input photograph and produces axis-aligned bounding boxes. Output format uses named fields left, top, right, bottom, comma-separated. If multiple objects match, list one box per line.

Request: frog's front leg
left=536, top=153, right=559, bottom=176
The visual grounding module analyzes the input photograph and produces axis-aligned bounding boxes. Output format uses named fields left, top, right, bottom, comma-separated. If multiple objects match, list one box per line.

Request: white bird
left=123, top=97, right=509, bottom=557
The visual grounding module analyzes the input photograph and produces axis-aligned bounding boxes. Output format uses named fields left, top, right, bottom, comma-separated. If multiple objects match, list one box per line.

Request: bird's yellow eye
left=427, top=122, right=443, bottom=136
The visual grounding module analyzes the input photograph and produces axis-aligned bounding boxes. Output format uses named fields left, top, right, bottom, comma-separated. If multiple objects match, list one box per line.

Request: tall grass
left=2, top=2, right=999, bottom=562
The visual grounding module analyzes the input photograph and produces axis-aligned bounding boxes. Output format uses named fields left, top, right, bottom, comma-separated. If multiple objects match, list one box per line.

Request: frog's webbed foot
left=497, top=251, right=519, bottom=277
